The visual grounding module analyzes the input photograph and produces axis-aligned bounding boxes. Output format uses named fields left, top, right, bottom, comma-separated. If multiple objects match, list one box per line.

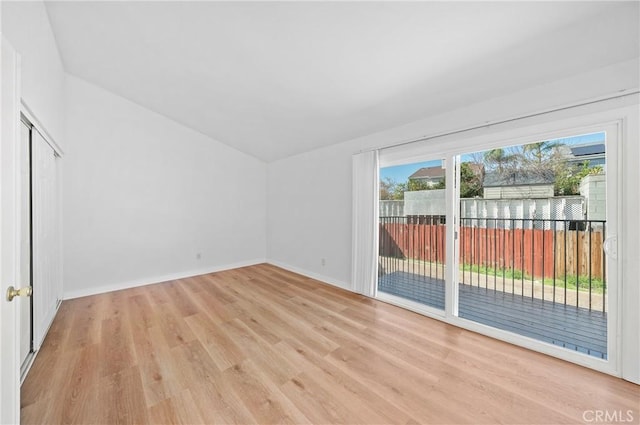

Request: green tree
left=406, top=179, right=431, bottom=191
left=483, top=148, right=516, bottom=173
left=382, top=162, right=483, bottom=200
left=431, top=179, right=446, bottom=190
left=460, top=162, right=483, bottom=198
left=390, top=182, right=406, bottom=199
left=554, top=162, right=603, bottom=195
left=379, top=177, right=395, bottom=200
left=379, top=177, right=405, bottom=200
left=522, top=141, right=560, bottom=170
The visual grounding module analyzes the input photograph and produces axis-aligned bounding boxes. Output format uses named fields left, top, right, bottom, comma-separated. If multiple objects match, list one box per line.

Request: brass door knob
left=6, top=286, right=32, bottom=302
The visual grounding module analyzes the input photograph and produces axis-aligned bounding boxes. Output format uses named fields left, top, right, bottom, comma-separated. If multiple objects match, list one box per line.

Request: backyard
left=377, top=215, right=608, bottom=359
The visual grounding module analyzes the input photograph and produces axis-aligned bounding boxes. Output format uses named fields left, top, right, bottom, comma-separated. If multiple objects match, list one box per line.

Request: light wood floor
left=21, top=264, right=639, bottom=424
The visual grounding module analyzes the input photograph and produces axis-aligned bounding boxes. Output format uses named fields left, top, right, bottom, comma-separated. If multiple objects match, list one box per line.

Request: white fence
left=379, top=200, right=404, bottom=217
left=380, top=190, right=586, bottom=229
left=460, top=196, right=585, bottom=229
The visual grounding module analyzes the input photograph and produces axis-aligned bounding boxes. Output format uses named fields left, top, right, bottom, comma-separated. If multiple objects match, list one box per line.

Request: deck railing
left=378, top=215, right=606, bottom=312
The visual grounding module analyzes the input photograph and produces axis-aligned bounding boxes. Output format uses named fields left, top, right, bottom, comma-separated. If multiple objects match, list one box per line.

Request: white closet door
left=19, top=121, right=32, bottom=366
left=32, top=130, right=62, bottom=349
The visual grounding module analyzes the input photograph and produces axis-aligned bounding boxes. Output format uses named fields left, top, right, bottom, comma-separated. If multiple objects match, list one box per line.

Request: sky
left=380, top=131, right=605, bottom=183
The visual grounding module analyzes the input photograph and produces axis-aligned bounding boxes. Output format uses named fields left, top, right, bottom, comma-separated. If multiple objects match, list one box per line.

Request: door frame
left=1, top=36, right=23, bottom=425
left=445, top=119, right=622, bottom=376
left=18, top=114, right=34, bottom=382
left=375, top=105, right=631, bottom=378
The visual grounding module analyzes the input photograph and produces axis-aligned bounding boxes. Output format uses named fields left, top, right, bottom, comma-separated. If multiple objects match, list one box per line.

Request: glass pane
left=457, top=132, right=607, bottom=359
left=378, top=159, right=446, bottom=311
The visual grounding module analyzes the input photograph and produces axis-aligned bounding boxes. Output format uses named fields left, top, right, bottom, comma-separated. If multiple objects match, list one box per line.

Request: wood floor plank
left=21, top=264, right=640, bottom=424
left=280, top=372, right=367, bottom=425
left=324, top=336, right=463, bottom=423
left=137, top=325, right=186, bottom=407
left=155, top=302, right=197, bottom=349
left=21, top=347, right=84, bottom=423
left=147, top=397, right=181, bottom=425
left=185, top=313, right=245, bottom=371
left=64, top=295, right=104, bottom=351
left=148, top=389, right=205, bottom=425
left=146, top=281, right=173, bottom=305
left=58, top=344, right=101, bottom=424
left=128, top=293, right=157, bottom=329
left=100, top=314, right=136, bottom=377
left=239, top=311, right=283, bottom=345
left=287, top=295, right=369, bottom=336
left=221, top=318, right=299, bottom=386
left=170, top=339, right=222, bottom=388
left=184, top=279, right=238, bottom=324
left=222, top=360, right=310, bottom=425
left=197, top=274, right=238, bottom=305
left=98, top=366, right=149, bottom=424
left=232, top=286, right=341, bottom=356
left=188, top=375, right=256, bottom=424
left=163, top=280, right=200, bottom=317
left=274, top=338, right=418, bottom=425
left=20, top=304, right=76, bottom=408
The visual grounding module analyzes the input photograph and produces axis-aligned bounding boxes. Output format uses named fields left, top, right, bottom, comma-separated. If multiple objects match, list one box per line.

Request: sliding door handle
left=603, top=235, right=617, bottom=260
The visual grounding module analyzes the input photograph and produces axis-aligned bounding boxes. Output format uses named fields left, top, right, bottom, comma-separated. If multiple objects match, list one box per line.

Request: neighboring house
left=408, top=166, right=445, bottom=187
left=559, top=143, right=606, bottom=169
left=483, top=170, right=555, bottom=199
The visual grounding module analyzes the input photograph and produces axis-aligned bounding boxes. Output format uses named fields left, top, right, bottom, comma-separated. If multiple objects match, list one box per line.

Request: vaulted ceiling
left=45, top=1, right=639, bottom=162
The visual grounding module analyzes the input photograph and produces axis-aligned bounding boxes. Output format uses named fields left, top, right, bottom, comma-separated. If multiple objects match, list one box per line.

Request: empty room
left=1, top=1, right=639, bottom=424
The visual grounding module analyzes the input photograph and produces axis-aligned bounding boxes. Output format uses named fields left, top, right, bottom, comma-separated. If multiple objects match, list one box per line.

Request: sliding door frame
left=376, top=155, right=450, bottom=319
left=375, top=107, right=629, bottom=377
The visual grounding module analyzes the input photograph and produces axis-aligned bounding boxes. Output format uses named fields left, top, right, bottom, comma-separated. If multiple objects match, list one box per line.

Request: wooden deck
left=378, top=271, right=607, bottom=359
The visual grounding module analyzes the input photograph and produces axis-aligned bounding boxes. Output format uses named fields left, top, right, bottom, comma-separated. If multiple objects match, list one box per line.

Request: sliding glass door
left=378, top=158, right=447, bottom=314
left=457, top=131, right=612, bottom=359
left=376, top=124, right=618, bottom=367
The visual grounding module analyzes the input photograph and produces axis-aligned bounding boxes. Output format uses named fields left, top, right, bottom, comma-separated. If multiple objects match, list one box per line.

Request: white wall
left=267, top=142, right=354, bottom=288
left=1, top=1, right=66, bottom=146
left=1, top=0, right=268, bottom=300
left=266, top=59, right=640, bottom=382
left=267, top=59, right=639, bottom=286
left=63, top=75, right=267, bottom=298
left=484, top=185, right=554, bottom=199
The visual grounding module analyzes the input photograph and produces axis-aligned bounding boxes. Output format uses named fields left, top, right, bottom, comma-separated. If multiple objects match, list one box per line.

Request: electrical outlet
left=321, top=258, right=326, bottom=266
left=196, top=253, right=202, bottom=260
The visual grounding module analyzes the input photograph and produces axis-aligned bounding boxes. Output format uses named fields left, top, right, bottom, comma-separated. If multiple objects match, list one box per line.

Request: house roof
left=409, top=166, right=445, bottom=180
left=483, top=170, right=554, bottom=187
left=570, top=144, right=605, bottom=157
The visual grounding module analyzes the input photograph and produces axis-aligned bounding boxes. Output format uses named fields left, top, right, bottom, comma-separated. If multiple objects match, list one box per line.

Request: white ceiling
left=45, top=1, right=639, bottom=162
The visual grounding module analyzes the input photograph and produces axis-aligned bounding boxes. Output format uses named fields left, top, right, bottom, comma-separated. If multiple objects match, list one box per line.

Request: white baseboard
left=63, top=258, right=266, bottom=300
left=266, top=259, right=352, bottom=291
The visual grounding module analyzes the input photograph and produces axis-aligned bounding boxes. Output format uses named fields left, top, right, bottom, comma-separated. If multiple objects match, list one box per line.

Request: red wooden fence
left=379, top=223, right=604, bottom=280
